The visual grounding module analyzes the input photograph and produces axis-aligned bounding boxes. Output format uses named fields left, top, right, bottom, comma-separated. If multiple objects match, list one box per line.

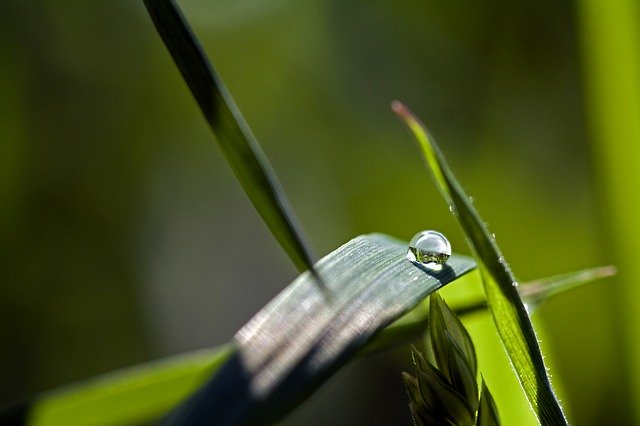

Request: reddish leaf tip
left=391, top=100, right=411, bottom=119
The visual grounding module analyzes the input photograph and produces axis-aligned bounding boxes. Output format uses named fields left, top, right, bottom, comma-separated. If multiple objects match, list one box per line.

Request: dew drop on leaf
left=406, top=230, right=452, bottom=270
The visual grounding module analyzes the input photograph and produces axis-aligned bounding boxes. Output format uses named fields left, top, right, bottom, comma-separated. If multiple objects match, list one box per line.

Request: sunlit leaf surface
left=393, top=101, right=567, bottom=425
left=166, top=234, right=475, bottom=424
left=4, top=234, right=474, bottom=425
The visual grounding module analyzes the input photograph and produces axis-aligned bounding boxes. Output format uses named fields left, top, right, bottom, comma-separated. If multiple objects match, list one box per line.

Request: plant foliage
left=403, top=293, right=499, bottom=425
left=166, top=234, right=475, bottom=424
left=393, top=101, right=567, bottom=425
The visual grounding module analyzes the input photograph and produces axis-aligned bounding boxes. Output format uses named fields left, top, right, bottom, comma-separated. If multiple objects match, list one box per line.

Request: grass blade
left=3, top=234, right=474, bottom=425
left=360, top=264, right=614, bottom=356
left=519, top=265, right=616, bottom=309
left=143, top=0, right=315, bottom=272
left=18, top=345, right=233, bottom=426
left=166, top=234, right=475, bottom=424
left=454, top=265, right=616, bottom=317
left=393, top=101, right=567, bottom=425
left=12, top=263, right=606, bottom=424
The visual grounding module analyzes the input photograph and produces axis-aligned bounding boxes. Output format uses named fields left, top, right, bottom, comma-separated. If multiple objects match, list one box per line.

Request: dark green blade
left=143, top=0, right=315, bottom=272
left=393, top=101, right=567, bottom=425
left=166, top=234, right=475, bottom=424
left=4, top=234, right=473, bottom=425
left=477, top=379, right=501, bottom=426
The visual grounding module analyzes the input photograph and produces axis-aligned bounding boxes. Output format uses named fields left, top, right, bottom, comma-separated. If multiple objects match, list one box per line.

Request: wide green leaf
left=143, top=0, right=316, bottom=272
left=9, top=252, right=608, bottom=424
left=519, top=265, right=616, bottom=309
left=166, top=234, right=475, bottom=424
left=2, top=234, right=474, bottom=425
left=393, top=101, right=567, bottom=424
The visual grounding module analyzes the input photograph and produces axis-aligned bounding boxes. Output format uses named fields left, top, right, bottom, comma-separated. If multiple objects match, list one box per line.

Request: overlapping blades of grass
left=365, top=264, right=615, bottom=355
left=393, top=101, right=567, bottom=425
left=143, top=0, right=315, bottom=272
left=165, top=234, right=475, bottom=424
left=1, top=234, right=474, bottom=425
left=453, top=265, right=616, bottom=317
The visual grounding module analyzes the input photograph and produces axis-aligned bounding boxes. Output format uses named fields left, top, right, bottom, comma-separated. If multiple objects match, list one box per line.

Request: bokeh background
left=1, top=0, right=639, bottom=424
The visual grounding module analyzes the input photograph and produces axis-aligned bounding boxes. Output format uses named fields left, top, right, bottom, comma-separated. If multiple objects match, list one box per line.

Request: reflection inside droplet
left=406, top=230, right=451, bottom=270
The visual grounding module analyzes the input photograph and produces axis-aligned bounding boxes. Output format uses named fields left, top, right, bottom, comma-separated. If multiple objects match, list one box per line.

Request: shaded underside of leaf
left=143, top=0, right=316, bottom=272
left=166, top=234, right=475, bottom=424
left=393, top=101, right=567, bottom=425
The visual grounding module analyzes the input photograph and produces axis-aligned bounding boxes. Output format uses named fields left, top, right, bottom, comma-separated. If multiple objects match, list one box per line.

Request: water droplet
left=407, top=230, right=451, bottom=270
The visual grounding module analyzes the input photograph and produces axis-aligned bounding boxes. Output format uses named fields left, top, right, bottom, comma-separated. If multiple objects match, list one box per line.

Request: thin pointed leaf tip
left=393, top=100, right=567, bottom=425
left=143, top=0, right=317, bottom=274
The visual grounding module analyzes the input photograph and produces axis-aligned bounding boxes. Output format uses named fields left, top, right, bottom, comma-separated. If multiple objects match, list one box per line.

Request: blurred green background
left=1, top=0, right=638, bottom=424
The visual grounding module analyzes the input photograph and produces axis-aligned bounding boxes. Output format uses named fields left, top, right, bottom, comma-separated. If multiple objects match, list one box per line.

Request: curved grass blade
left=393, top=101, right=567, bottom=425
left=166, top=234, right=475, bottom=424
left=2, top=234, right=474, bottom=425
left=11, top=263, right=606, bottom=425
left=143, top=0, right=315, bottom=272
left=14, top=345, right=233, bottom=426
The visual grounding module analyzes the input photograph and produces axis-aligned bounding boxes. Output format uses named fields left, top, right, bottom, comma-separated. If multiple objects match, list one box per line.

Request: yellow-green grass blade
left=143, top=0, right=315, bottom=272
left=22, top=345, right=233, bottom=426
left=393, top=101, right=567, bottom=425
